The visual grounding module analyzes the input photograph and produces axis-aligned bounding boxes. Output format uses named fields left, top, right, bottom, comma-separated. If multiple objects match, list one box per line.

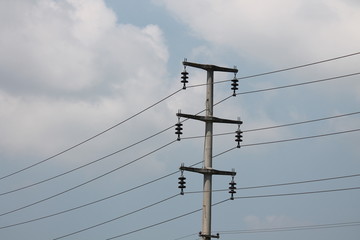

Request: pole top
left=183, top=60, right=238, bottom=73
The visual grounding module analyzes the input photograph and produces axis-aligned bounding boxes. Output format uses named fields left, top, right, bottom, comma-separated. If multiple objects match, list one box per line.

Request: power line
left=185, top=51, right=360, bottom=88
left=2, top=70, right=357, bottom=195
left=242, top=128, right=360, bottom=148
left=0, top=125, right=175, bottom=197
left=233, top=186, right=360, bottom=200
left=0, top=171, right=181, bottom=229
left=12, top=126, right=359, bottom=219
left=176, top=221, right=360, bottom=239
left=101, top=199, right=229, bottom=240
left=0, top=139, right=177, bottom=217
left=0, top=89, right=183, bottom=182
left=53, top=194, right=179, bottom=240
left=2, top=51, right=359, bottom=182
left=62, top=185, right=360, bottom=240
left=184, top=173, right=360, bottom=194
left=3, top=124, right=357, bottom=224
left=219, top=51, right=360, bottom=84
left=235, top=72, right=360, bottom=95
left=3, top=169, right=359, bottom=229
left=183, top=111, right=360, bottom=140
left=3, top=104, right=357, bottom=199
left=218, top=221, right=360, bottom=235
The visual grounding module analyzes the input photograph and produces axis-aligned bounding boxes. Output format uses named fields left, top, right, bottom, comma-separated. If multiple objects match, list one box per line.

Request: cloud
left=0, top=0, right=170, bottom=160
left=155, top=0, right=360, bottom=66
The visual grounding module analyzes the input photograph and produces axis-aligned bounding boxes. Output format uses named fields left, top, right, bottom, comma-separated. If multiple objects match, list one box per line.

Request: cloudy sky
left=0, top=0, right=359, bottom=239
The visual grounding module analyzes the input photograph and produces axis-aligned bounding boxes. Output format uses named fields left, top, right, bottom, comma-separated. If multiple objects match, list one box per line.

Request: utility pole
left=176, top=60, right=242, bottom=240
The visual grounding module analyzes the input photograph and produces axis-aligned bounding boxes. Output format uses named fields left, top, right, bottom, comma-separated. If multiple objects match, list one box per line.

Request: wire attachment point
left=181, top=64, right=189, bottom=90
left=178, top=164, right=186, bottom=195
left=231, top=72, right=239, bottom=96
left=175, top=110, right=183, bottom=141
left=229, top=176, right=236, bottom=200
left=235, top=119, right=243, bottom=148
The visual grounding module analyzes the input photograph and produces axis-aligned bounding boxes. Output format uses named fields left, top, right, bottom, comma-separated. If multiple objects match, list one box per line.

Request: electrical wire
left=186, top=51, right=360, bottom=88
left=0, top=125, right=175, bottom=197
left=183, top=173, right=360, bottom=194
left=59, top=185, right=360, bottom=240
left=0, top=89, right=183, bottom=181
left=219, top=51, right=360, bottom=84
left=0, top=139, right=178, bottom=217
left=2, top=116, right=357, bottom=224
left=3, top=51, right=359, bottom=182
left=176, top=221, right=360, bottom=239
left=209, top=128, right=360, bottom=159
left=243, top=128, right=360, bottom=148
left=101, top=199, right=230, bottom=240
left=2, top=70, right=358, bottom=196
left=233, top=186, right=360, bottom=200
left=53, top=194, right=179, bottom=240
left=179, top=222, right=360, bottom=240
left=2, top=169, right=359, bottom=230
left=0, top=162, right=203, bottom=230
left=217, top=221, right=360, bottom=235
left=235, top=72, right=360, bottom=95
left=182, top=111, right=360, bottom=140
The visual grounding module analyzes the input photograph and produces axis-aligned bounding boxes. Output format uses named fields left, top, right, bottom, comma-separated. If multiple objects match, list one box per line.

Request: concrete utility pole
left=177, top=60, right=242, bottom=240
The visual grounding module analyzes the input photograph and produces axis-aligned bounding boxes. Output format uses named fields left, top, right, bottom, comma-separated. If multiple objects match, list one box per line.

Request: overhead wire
left=186, top=51, right=360, bottom=88
left=2, top=51, right=359, bottom=182
left=235, top=72, right=360, bottom=95
left=218, top=51, right=360, bottom=84
left=176, top=221, right=360, bottom=239
left=182, top=111, right=360, bottom=140
left=2, top=52, right=360, bottom=238
left=2, top=167, right=360, bottom=229
left=59, top=185, right=360, bottom=240
left=233, top=186, right=360, bottom=200
left=0, top=139, right=178, bottom=217
left=0, top=88, right=183, bottom=181
left=0, top=124, right=175, bottom=197
left=186, top=174, right=360, bottom=194
left=1, top=112, right=358, bottom=225
left=209, top=128, right=360, bottom=159
left=100, top=199, right=230, bottom=240
left=218, top=221, right=360, bottom=235
left=2, top=57, right=358, bottom=195
left=52, top=193, right=179, bottom=240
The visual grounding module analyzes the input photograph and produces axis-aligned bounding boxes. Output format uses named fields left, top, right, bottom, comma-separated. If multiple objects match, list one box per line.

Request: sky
left=0, top=0, right=359, bottom=240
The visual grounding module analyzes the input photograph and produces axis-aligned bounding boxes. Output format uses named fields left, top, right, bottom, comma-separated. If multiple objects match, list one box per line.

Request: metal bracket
left=184, top=60, right=238, bottom=73
left=180, top=166, right=236, bottom=176
left=177, top=113, right=242, bottom=125
left=199, top=232, right=220, bottom=239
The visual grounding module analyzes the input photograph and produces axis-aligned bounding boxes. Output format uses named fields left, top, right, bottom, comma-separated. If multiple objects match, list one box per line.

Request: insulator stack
left=235, top=120, right=243, bottom=148
left=175, top=117, right=183, bottom=141
left=181, top=66, right=189, bottom=89
left=231, top=77, right=239, bottom=96
left=235, top=129, right=243, bottom=148
left=229, top=176, right=237, bottom=200
left=178, top=170, right=186, bottom=195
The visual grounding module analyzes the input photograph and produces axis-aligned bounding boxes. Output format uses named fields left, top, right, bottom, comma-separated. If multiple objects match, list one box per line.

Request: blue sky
left=0, top=0, right=359, bottom=240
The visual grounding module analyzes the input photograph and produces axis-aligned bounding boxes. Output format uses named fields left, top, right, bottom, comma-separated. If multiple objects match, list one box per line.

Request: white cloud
left=155, top=0, right=360, bottom=66
left=0, top=0, right=170, bottom=160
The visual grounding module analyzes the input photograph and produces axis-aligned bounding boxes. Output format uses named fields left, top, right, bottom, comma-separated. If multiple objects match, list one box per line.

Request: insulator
left=178, top=173, right=186, bottom=195
left=181, top=70, right=189, bottom=89
left=231, top=72, right=239, bottom=96
left=231, top=78, right=239, bottom=96
left=229, top=177, right=237, bottom=200
left=235, top=130, right=243, bottom=148
left=175, top=122, right=183, bottom=141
